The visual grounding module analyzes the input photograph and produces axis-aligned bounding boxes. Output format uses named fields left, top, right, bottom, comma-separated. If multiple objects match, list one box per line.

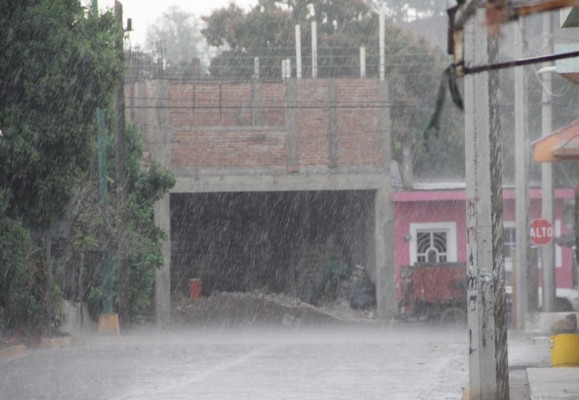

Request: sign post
left=530, top=218, right=554, bottom=246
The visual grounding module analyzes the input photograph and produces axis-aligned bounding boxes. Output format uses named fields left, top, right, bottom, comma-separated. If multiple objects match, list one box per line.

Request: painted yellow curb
left=39, top=336, right=83, bottom=349
left=0, top=345, right=29, bottom=361
left=98, top=313, right=120, bottom=336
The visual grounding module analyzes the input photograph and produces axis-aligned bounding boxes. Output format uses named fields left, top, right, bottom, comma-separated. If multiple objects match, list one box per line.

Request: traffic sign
left=530, top=219, right=554, bottom=246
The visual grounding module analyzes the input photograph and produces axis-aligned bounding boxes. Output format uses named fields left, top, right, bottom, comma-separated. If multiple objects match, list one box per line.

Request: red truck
left=398, top=262, right=467, bottom=324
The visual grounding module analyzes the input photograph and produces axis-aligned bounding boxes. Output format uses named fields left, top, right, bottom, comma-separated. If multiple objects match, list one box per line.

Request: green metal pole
left=97, top=108, right=113, bottom=314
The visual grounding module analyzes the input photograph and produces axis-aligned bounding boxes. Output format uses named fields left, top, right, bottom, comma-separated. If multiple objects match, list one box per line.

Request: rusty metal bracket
left=448, top=0, right=579, bottom=77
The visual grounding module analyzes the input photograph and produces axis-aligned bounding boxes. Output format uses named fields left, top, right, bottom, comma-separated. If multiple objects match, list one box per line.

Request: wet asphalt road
left=0, top=326, right=468, bottom=400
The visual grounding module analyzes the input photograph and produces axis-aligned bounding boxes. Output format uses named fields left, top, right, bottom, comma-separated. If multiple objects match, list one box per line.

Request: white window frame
left=503, top=221, right=516, bottom=272
left=409, top=222, right=457, bottom=265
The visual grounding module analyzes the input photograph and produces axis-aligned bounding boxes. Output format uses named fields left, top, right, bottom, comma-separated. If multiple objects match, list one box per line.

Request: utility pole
left=464, top=7, right=509, bottom=399
left=541, top=12, right=557, bottom=312
left=115, top=0, right=130, bottom=323
left=115, top=0, right=127, bottom=201
left=514, top=19, right=529, bottom=330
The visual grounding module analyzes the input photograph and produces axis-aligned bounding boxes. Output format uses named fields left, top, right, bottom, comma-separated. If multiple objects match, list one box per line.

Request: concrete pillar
left=464, top=9, right=509, bottom=399
left=286, top=79, right=298, bottom=172
left=375, top=78, right=396, bottom=320
left=360, top=47, right=366, bottom=78
left=295, top=25, right=302, bottom=79
left=252, top=59, right=261, bottom=127
left=153, top=79, right=172, bottom=326
left=379, top=11, right=385, bottom=81
left=311, top=21, right=318, bottom=79
left=154, top=195, right=171, bottom=326
left=328, top=80, right=338, bottom=168
left=514, top=20, right=529, bottom=329
left=541, top=12, right=556, bottom=312
left=375, top=187, right=396, bottom=319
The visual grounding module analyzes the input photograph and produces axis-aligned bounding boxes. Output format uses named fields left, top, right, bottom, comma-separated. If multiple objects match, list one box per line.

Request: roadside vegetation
left=0, top=0, right=174, bottom=338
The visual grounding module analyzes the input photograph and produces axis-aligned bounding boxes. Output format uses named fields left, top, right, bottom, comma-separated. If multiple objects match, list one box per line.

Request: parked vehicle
left=399, top=262, right=579, bottom=325
left=398, top=263, right=467, bottom=324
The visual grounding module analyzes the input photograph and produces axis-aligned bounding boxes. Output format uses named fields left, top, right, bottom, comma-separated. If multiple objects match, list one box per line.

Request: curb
left=0, top=345, right=29, bottom=361
left=0, top=336, right=84, bottom=362
left=38, top=336, right=83, bottom=349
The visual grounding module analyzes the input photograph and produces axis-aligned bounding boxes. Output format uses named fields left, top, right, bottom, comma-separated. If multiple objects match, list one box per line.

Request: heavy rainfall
left=1, top=1, right=579, bottom=399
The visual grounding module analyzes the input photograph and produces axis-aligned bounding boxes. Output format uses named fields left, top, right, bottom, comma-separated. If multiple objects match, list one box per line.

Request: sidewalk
left=509, top=312, right=579, bottom=400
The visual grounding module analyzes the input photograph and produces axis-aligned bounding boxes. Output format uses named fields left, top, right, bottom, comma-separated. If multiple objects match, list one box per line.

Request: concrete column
left=375, top=77, right=395, bottom=320
left=295, top=25, right=302, bottom=79
left=252, top=58, right=261, bottom=127
left=360, top=47, right=366, bottom=78
left=375, top=187, right=396, bottom=320
left=379, top=11, right=385, bottom=81
left=464, top=9, right=509, bottom=399
left=311, top=21, right=318, bottom=79
left=286, top=79, right=298, bottom=171
left=514, top=20, right=529, bottom=329
left=154, top=195, right=171, bottom=326
left=328, top=80, right=337, bottom=168
left=541, top=12, right=556, bottom=312
left=379, top=79, right=391, bottom=169
left=153, top=79, right=172, bottom=326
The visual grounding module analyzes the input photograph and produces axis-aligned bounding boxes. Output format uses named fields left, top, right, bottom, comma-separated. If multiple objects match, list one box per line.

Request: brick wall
left=130, top=79, right=385, bottom=172
left=335, top=80, right=383, bottom=167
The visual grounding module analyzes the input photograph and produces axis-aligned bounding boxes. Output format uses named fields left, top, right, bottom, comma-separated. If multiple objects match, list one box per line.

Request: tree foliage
left=371, top=0, right=446, bottom=22
left=117, top=125, right=175, bottom=321
left=0, top=209, right=37, bottom=332
left=58, top=120, right=175, bottom=325
left=202, top=0, right=464, bottom=182
left=0, top=0, right=122, bottom=228
left=145, top=6, right=210, bottom=79
left=0, top=0, right=122, bottom=333
left=0, top=0, right=175, bottom=332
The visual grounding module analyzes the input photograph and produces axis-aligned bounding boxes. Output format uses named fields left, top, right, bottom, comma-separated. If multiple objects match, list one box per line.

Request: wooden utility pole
left=464, top=7, right=510, bottom=399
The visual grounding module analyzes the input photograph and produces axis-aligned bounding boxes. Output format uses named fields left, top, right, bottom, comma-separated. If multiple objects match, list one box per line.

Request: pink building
left=392, top=186, right=576, bottom=291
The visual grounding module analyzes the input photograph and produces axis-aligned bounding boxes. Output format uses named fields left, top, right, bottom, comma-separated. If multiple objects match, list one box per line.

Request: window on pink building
left=416, top=231, right=448, bottom=263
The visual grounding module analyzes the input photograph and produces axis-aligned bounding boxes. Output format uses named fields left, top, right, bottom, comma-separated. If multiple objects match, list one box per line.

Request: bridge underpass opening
left=170, top=190, right=376, bottom=305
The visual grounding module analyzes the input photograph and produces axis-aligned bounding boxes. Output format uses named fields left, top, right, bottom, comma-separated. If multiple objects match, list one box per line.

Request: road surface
left=0, top=325, right=468, bottom=400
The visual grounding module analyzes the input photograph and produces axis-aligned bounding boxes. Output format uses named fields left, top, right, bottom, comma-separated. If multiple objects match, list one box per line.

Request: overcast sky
left=96, top=0, right=257, bottom=46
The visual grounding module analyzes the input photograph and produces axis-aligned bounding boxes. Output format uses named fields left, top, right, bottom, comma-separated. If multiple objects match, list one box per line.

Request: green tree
left=0, top=208, right=38, bottom=333
left=115, top=124, right=175, bottom=322
left=56, top=121, right=175, bottom=326
left=146, top=6, right=210, bottom=79
left=0, top=0, right=122, bottom=333
left=372, top=0, right=446, bottom=22
left=0, top=0, right=121, bottom=228
left=202, top=0, right=463, bottom=184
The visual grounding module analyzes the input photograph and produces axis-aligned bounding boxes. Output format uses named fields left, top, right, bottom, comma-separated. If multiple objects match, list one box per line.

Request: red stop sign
left=530, top=219, right=554, bottom=246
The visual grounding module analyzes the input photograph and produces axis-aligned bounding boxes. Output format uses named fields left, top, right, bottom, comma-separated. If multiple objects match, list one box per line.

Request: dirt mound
left=173, top=292, right=377, bottom=328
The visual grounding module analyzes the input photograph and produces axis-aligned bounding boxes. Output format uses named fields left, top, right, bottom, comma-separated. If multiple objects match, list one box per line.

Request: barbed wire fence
left=124, top=43, right=452, bottom=83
